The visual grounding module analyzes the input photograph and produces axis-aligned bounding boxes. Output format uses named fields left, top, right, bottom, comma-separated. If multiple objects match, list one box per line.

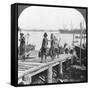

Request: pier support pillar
left=47, top=65, right=53, bottom=83
left=22, top=75, right=32, bottom=84
left=58, top=61, right=63, bottom=77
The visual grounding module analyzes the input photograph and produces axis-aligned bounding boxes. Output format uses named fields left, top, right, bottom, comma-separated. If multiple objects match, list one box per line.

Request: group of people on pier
left=19, top=32, right=74, bottom=62
left=40, top=32, right=61, bottom=63
left=40, top=32, right=75, bottom=63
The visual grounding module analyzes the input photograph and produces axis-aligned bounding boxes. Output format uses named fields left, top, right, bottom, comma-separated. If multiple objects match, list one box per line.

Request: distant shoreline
left=18, top=29, right=86, bottom=34
left=59, top=29, right=86, bottom=34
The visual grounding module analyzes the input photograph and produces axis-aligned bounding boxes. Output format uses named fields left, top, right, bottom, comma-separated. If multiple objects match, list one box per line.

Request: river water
left=18, top=31, right=86, bottom=50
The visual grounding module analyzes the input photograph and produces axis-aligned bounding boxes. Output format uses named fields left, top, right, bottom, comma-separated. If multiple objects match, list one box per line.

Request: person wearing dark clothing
left=64, top=43, right=68, bottom=54
left=41, top=33, right=48, bottom=63
left=20, top=33, right=25, bottom=60
left=50, top=33, right=56, bottom=60
left=54, top=37, right=60, bottom=58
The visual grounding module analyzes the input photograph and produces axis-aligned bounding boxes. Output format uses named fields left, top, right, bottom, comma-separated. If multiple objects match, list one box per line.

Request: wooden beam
left=59, top=61, right=63, bottom=75
left=47, top=65, right=53, bottom=83
left=18, top=54, right=72, bottom=79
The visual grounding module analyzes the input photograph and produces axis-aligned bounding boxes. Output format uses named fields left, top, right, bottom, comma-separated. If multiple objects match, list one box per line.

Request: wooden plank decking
left=18, top=54, right=72, bottom=84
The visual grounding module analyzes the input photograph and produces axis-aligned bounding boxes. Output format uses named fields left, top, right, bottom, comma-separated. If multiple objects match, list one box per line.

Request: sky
left=18, top=6, right=86, bottom=30
left=18, top=6, right=86, bottom=50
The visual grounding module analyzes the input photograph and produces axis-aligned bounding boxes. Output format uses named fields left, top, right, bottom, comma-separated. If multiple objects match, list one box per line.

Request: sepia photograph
left=17, top=4, right=87, bottom=86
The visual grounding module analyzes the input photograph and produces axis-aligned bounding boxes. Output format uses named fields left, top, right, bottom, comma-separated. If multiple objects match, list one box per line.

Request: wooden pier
left=18, top=54, right=72, bottom=84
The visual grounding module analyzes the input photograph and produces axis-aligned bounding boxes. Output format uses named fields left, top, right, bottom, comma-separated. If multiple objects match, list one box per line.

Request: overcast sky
left=18, top=6, right=86, bottom=30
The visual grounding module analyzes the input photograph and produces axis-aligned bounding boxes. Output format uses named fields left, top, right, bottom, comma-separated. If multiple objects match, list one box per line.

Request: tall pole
left=80, top=22, right=83, bottom=66
left=71, top=22, right=74, bottom=47
left=71, top=22, right=74, bottom=64
left=83, top=21, right=86, bottom=47
left=27, top=33, right=30, bottom=45
left=73, top=32, right=74, bottom=47
left=18, top=27, right=21, bottom=55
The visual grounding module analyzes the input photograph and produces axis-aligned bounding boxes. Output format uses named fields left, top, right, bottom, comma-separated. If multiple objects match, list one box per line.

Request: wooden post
left=71, top=55, right=73, bottom=64
left=22, top=75, right=32, bottom=84
left=18, top=78, right=23, bottom=85
left=57, top=61, right=63, bottom=78
left=80, top=22, right=83, bottom=66
left=73, top=33, right=74, bottom=47
left=71, top=22, right=74, bottom=65
left=59, top=61, right=63, bottom=75
left=80, top=32, right=82, bottom=66
left=47, top=65, right=53, bottom=83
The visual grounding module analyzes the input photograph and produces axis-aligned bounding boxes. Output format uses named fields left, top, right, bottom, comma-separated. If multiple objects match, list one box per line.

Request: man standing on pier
left=50, top=33, right=56, bottom=60
left=41, top=33, right=48, bottom=63
left=19, top=33, right=25, bottom=60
